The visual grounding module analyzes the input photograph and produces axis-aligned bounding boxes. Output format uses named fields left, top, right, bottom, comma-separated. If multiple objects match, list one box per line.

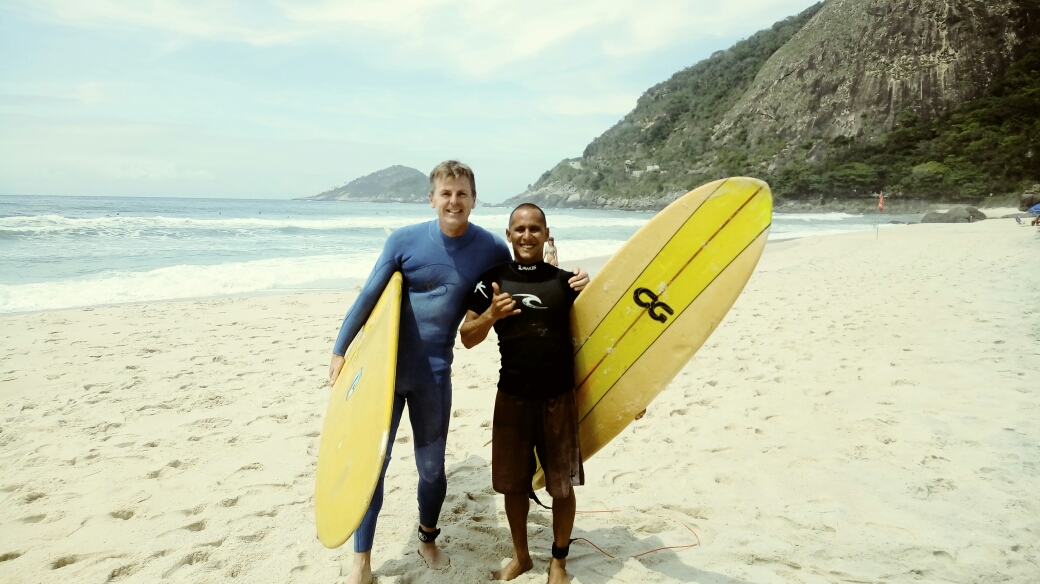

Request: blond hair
left=428, top=160, right=476, bottom=197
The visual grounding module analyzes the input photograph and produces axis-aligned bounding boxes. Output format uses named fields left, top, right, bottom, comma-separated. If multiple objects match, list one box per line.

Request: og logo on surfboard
left=633, top=287, right=674, bottom=323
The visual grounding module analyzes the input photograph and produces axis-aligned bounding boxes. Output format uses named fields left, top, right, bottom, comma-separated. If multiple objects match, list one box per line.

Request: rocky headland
left=297, top=165, right=428, bottom=203
left=504, top=0, right=1040, bottom=211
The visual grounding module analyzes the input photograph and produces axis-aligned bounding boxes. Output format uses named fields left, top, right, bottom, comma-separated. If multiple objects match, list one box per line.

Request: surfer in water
left=461, top=203, right=584, bottom=584
left=329, top=163, right=589, bottom=584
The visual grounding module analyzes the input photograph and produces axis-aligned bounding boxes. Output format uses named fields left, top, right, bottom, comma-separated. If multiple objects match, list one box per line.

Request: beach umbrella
left=1029, top=203, right=1040, bottom=216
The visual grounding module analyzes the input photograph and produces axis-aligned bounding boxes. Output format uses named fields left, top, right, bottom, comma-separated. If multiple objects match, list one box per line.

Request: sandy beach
left=2, top=218, right=1038, bottom=584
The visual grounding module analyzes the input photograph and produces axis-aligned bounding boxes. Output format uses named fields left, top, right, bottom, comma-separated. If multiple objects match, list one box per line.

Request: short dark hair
left=509, top=203, right=547, bottom=229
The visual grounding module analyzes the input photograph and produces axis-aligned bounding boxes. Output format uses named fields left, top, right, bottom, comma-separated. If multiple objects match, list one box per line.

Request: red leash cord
left=569, top=510, right=702, bottom=560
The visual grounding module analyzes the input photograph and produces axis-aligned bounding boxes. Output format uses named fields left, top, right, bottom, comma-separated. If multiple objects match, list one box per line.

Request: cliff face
left=298, top=165, right=428, bottom=202
left=505, top=0, right=1040, bottom=210
left=718, top=0, right=1033, bottom=145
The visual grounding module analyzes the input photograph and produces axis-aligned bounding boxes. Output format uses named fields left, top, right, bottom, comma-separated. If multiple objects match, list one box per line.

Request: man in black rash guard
left=460, top=203, right=583, bottom=584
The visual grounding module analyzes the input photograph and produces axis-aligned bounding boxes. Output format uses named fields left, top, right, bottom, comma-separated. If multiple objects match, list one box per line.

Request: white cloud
left=2, top=0, right=823, bottom=199
left=74, top=81, right=113, bottom=105
left=97, top=158, right=214, bottom=181
left=540, top=93, right=636, bottom=117
left=15, top=0, right=820, bottom=75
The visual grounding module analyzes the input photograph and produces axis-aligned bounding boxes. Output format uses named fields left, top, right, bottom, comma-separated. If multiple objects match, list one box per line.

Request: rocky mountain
left=505, top=0, right=1040, bottom=210
left=298, top=166, right=428, bottom=202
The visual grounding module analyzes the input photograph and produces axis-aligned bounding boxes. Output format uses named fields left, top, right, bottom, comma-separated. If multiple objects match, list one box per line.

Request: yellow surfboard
left=534, top=177, right=772, bottom=488
left=315, top=273, right=402, bottom=548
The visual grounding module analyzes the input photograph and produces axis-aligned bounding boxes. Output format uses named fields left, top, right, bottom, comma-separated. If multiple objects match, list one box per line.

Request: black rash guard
left=467, top=261, right=579, bottom=400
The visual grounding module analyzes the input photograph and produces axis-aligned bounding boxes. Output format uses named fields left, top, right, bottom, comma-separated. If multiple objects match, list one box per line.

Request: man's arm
left=460, top=282, right=520, bottom=349
left=328, top=239, right=401, bottom=384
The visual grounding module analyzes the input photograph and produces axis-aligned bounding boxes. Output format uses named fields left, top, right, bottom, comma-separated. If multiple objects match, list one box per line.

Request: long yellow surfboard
left=534, top=178, right=771, bottom=488
left=315, top=273, right=402, bottom=548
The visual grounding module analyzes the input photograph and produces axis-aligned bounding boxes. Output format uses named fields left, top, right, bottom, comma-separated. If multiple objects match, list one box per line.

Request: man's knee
left=414, top=437, right=447, bottom=484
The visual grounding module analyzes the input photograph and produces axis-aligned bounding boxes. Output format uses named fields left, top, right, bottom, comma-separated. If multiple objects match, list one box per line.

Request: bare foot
left=346, top=552, right=372, bottom=584
left=547, top=558, right=569, bottom=584
left=418, top=540, right=450, bottom=570
left=491, top=556, right=533, bottom=581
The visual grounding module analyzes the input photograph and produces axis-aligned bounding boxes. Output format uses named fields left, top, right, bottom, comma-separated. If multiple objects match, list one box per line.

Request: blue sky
left=0, top=0, right=819, bottom=202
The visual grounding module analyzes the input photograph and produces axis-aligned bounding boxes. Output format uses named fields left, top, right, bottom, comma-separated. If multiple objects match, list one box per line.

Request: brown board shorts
left=492, top=390, right=584, bottom=499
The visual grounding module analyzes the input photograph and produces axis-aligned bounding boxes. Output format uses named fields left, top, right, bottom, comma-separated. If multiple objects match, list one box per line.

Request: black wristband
left=417, top=526, right=441, bottom=543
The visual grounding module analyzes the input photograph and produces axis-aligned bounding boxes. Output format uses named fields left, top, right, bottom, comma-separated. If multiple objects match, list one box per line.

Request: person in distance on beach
left=328, top=162, right=590, bottom=584
left=460, top=203, right=584, bottom=584
left=543, top=236, right=559, bottom=266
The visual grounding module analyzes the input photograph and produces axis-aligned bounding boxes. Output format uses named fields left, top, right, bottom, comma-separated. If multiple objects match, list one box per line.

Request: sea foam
left=0, top=212, right=651, bottom=238
left=0, top=253, right=379, bottom=313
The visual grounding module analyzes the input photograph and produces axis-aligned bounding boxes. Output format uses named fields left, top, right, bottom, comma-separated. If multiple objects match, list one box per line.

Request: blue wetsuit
left=333, top=219, right=511, bottom=552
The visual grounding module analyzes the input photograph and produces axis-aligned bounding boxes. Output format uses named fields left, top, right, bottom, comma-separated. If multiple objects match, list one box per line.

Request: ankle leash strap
left=551, top=541, right=572, bottom=559
left=417, top=526, right=441, bottom=543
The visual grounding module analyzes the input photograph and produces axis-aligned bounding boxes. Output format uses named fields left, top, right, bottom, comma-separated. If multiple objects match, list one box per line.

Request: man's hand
left=568, top=267, right=590, bottom=291
left=487, top=282, right=521, bottom=321
left=460, top=282, right=519, bottom=349
left=328, top=354, right=345, bottom=386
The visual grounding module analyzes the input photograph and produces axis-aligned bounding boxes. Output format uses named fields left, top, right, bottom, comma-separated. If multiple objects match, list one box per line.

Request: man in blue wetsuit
left=328, top=161, right=589, bottom=584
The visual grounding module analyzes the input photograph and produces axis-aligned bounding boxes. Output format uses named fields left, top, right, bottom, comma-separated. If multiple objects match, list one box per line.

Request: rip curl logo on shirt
left=512, top=294, right=547, bottom=309
left=474, top=281, right=488, bottom=298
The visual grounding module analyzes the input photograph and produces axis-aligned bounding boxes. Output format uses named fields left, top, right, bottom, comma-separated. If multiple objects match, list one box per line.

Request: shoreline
left=0, top=222, right=918, bottom=318
left=0, top=288, right=360, bottom=320
left=6, top=216, right=1022, bottom=318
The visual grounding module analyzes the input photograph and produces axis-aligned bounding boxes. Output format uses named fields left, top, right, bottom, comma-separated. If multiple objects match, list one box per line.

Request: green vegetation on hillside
left=515, top=1, right=1039, bottom=208
left=530, top=3, right=825, bottom=199
left=774, top=36, right=1040, bottom=201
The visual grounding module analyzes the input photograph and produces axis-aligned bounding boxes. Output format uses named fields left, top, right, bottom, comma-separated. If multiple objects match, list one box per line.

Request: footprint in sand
left=238, top=529, right=268, bottom=543
left=162, top=550, right=211, bottom=578
left=107, top=563, right=140, bottom=581
left=914, top=478, right=956, bottom=499
left=22, top=492, right=45, bottom=504
left=184, top=520, right=206, bottom=532
left=110, top=509, right=134, bottom=520
left=51, top=555, right=79, bottom=570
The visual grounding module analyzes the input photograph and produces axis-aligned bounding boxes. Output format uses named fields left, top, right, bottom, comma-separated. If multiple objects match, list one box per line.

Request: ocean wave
left=0, top=214, right=415, bottom=237
left=0, top=212, right=651, bottom=237
left=775, top=212, right=863, bottom=222
left=0, top=253, right=380, bottom=313
left=768, top=223, right=901, bottom=241
left=468, top=212, right=650, bottom=230
left=548, top=239, right=628, bottom=262
left=0, top=238, right=631, bottom=312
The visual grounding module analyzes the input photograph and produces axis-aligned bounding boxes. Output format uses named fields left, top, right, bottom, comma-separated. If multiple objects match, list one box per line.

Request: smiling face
left=507, top=207, right=549, bottom=264
left=429, top=175, right=475, bottom=237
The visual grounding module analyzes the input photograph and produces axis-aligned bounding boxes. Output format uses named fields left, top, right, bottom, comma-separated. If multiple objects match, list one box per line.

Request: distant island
left=297, top=165, right=428, bottom=203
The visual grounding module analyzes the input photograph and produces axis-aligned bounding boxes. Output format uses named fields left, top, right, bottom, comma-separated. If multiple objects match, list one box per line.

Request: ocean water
left=0, top=196, right=916, bottom=313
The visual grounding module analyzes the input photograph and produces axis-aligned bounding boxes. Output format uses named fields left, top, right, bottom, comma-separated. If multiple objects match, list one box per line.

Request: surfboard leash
left=531, top=506, right=702, bottom=560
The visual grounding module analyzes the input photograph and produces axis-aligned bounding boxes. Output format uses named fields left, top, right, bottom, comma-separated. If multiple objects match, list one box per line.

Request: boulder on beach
left=921, top=206, right=987, bottom=224
left=1019, top=184, right=1040, bottom=212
